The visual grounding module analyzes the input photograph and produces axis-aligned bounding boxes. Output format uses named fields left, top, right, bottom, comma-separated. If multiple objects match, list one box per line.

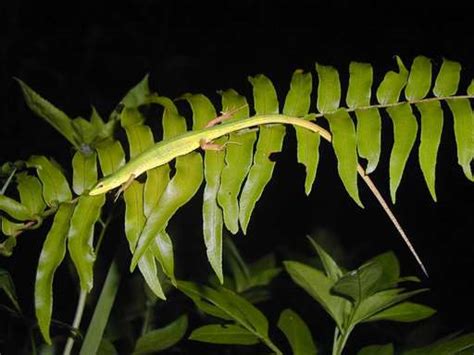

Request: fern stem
left=63, top=290, right=87, bottom=355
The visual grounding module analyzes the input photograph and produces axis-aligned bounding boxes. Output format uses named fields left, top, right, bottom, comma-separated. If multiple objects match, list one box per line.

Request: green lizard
left=89, top=113, right=428, bottom=276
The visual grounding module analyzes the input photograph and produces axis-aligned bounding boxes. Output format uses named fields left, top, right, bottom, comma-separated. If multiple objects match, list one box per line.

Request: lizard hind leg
left=200, top=138, right=242, bottom=151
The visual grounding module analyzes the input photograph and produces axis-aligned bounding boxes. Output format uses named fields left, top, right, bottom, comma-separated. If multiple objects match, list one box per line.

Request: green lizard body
left=88, top=113, right=428, bottom=276
left=89, top=114, right=330, bottom=195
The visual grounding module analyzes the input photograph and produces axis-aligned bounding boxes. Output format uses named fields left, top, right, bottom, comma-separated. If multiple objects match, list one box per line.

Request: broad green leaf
left=346, top=62, right=381, bottom=174
left=278, top=309, right=317, bottom=355
left=134, top=315, right=188, bottom=354
left=358, top=343, right=394, bottom=355
left=0, top=195, right=32, bottom=221
left=144, top=166, right=170, bottom=217
left=0, top=268, right=21, bottom=313
left=71, top=117, right=96, bottom=145
left=447, top=99, right=473, bottom=181
left=366, top=252, right=400, bottom=291
left=178, top=281, right=249, bottom=324
left=72, top=151, right=98, bottom=195
left=355, top=108, right=382, bottom=174
left=121, top=107, right=145, bottom=128
left=151, top=231, right=176, bottom=285
left=189, top=324, right=258, bottom=345
left=346, top=62, right=373, bottom=108
left=123, top=181, right=165, bottom=299
left=15, top=79, right=79, bottom=148
left=376, top=56, right=409, bottom=105
left=224, top=237, right=251, bottom=292
left=468, top=79, right=474, bottom=95
left=284, top=261, right=348, bottom=330
left=433, top=59, right=461, bottom=97
left=90, top=106, right=115, bottom=141
left=316, top=63, right=341, bottom=113
left=403, top=332, right=474, bottom=355
left=284, top=70, right=319, bottom=194
left=67, top=195, right=105, bottom=292
left=184, top=94, right=225, bottom=283
left=219, top=287, right=269, bottom=335
left=131, top=153, right=203, bottom=270
left=386, top=104, right=418, bottom=203
left=27, top=156, right=72, bottom=206
left=124, top=181, right=146, bottom=251
left=307, top=236, right=343, bottom=283
left=124, top=120, right=154, bottom=157
left=331, top=262, right=383, bottom=304
left=247, top=254, right=281, bottom=288
left=325, top=109, right=363, bottom=207
left=405, top=56, right=432, bottom=100
left=364, top=301, right=435, bottom=322
left=148, top=95, right=187, bottom=138
left=416, top=101, right=444, bottom=200
left=239, top=75, right=285, bottom=233
left=16, top=173, right=46, bottom=215
left=35, top=203, right=75, bottom=344
left=119, top=74, right=150, bottom=109
left=352, top=288, right=428, bottom=324
left=217, top=89, right=255, bottom=234
left=80, top=259, right=121, bottom=355
left=0, top=233, right=17, bottom=255
left=1, top=218, right=24, bottom=238
left=96, top=139, right=126, bottom=177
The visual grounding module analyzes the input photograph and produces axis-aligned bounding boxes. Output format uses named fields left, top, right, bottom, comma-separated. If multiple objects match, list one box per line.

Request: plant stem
left=63, top=290, right=87, bottom=355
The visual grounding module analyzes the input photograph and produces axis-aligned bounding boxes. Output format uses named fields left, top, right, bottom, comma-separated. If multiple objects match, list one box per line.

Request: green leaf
left=150, top=231, right=176, bottom=285
left=316, top=63, right=341, bottom=113
left=447, top=99, right=473, bottom=181
left=346, top=62, right=373, bottom=108
left=35, top=203, right=75, bottom=344
left=284, top=261, right=348, bottom=330
left=119, top=74, right=150, bottom=109
left=16, top=173, right=46, bottom=215
left=27, top=156, right=72, bottom=206
left=325, top=109, right=363, bottom=207
left=352, top=288, right=428, bottom=324
left=134, top=315, right=188, bottom=354
left=189, top=324, right=258, bottom=345
left=277, top=309, right=317, bottom=355
left=131, top=153, right=203, bottom=270
left=468, top=79, right=474, bottom=95
left=364, top=301, right=435, bottom=322
left=80, top=259, right=121, bottom=355
left=121, top=106, right=145, bottom=128
left=433, top=59, right=461, bottom=97
left=366, top=252, right=400, bottom=291
left=0, top=233, right=17, bottom=255
left=386, top=103, right=418, bottom=203
left=223, top=238, right=251, bottom=292
left=354, top=108, right=382, bottom=174
left=184, top=94, right=225, bottom=283
left=403, top=332, right=474, bottom=355
left=0, top=268, right=21, bottom=313
left=331, top=262, right=383, bottom=303
left=357, top=343, right=394, bottom=355
left=217, top=89, right=255, bottom=234
left=123, top=181, right=165, bottom=299
left=97, top=339, right=117, bottom=355
left=307, top=236, right=343, bottom=283
left=15, top=79, right=79, bottom=148
left=96, top=139, right=126, bottom=177
left=376, top=56, right=408, bottom=105
left=123, top=118, right=154, bottom=156
left=67, top=195, right=105, bottom=292
left=284, top=70, right=319, bottom=194
left=0, top=195, right=33, bottom=221
left=405, top=56, right=432, bottom=100
left=239, top=75, right=285, bottom=233
left=72, top=151, right=98, bottom=195
left=416, top=101, right=444, bottom=200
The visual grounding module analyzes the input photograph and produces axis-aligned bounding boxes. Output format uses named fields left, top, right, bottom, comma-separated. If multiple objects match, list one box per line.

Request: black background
left=1, top=1, right=473, bottom=353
